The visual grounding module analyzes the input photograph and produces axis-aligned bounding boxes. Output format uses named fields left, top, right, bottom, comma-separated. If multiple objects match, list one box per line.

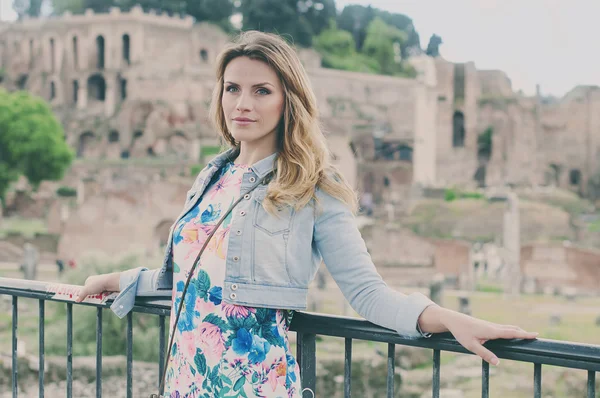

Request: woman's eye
left=226, top=86, right=239, bottom=93
left=257, top=88, right=270, bottom=95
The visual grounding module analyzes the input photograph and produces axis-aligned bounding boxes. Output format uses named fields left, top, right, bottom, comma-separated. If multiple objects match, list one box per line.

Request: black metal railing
left=1, top=277, right=599, bottom=398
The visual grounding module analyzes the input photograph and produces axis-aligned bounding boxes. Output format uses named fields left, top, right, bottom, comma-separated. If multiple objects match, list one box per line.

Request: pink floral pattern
left=164, top=162, right=301, bottom=397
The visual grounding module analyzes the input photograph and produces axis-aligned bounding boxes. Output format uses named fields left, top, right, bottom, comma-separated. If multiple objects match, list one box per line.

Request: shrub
left=56, top=186, right=77, bottom=197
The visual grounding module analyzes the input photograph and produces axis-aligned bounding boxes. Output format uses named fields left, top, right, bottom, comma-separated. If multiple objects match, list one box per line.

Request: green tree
left=376, top=10, right=420, bottom=58
left=15, top=0, right=45, bottom=18
left=51, top=0, right=85, bottom=15
left=425, top=34, right=443, bottom=57
left=337, top=5, right=421, bottom=58
left=241, top=0, right=320, bottom=47
left=313, top=20, right=378, bottom=73
left=336, top=4, right=376, bottom=50
left=0, top=89, right=73, bottom=208
left=362, top=17, right=407, bottom=75
left=301, top=0, right=337, bottom=36
left=185, top=0, right=234, bottom=31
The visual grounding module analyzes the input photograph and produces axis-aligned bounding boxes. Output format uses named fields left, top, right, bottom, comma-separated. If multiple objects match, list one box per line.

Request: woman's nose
left=236, top=92, right=252, bottom=112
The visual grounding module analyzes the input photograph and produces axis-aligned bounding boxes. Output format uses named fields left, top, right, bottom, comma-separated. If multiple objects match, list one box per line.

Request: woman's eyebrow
left=224, top=81, right=275, bottom=88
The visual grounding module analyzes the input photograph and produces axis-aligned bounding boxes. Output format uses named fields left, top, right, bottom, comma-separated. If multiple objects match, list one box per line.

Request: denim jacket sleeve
left=313, top=189, right=435, bottom=339
left=109, top=267, right=172, bottom=319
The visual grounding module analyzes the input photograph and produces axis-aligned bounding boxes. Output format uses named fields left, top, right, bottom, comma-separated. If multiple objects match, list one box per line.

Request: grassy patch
left=0, top=217, right=48, bottom=239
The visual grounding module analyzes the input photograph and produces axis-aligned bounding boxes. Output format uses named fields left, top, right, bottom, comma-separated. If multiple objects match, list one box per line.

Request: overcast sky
left=1, top=0, right=598, bottom=97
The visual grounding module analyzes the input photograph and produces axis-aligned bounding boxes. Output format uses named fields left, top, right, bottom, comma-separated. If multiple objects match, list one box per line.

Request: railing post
left=297, top=333, right=316, bottom=397
left=96, top=307, right=103, bottom=398
left=67, top=303, right=73, bottom=398
left=39, top=299, right=45, bottom=398
left=432, top=349, right=440, bottom=398
left=12, top=296, right=18, bottom=398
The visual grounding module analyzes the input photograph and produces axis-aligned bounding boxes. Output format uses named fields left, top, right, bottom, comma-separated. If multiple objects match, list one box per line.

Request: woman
left=77, top=31, right=538, bottom=397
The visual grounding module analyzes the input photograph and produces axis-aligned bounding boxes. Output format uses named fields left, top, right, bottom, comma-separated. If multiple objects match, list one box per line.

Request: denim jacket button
left=231, top=283, right=238, bottom=291
left=230, top=293, right=237, bottom=300
left=236, top=230, right=242, bottom=235
left=244, top=194, right=250, bottom=200
left=240, top=211, right=246, bottom=216
left=249, top=177, right=256, bottom=183
left=233, top=256, right=239, bottom=261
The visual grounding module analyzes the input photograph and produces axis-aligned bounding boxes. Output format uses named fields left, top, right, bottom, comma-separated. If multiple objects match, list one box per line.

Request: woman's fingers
left=467, top=341, right=500, bottom=366
left=75, top=288, right=87, bottom=302
left=495, top=327, right=539, bottom=340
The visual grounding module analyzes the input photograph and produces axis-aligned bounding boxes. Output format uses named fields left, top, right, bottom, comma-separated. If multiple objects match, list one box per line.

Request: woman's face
left=221, top=56, right=285, bottom=149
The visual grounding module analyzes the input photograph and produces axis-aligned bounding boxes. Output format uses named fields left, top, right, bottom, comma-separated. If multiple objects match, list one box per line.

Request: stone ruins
left=1, top=7, right=600, bottom=293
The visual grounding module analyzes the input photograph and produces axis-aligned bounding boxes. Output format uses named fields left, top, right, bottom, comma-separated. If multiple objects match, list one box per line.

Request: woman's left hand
left=441, top=310, right=539, bottom=366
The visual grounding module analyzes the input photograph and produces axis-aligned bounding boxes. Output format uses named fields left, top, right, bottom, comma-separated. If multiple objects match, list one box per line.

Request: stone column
left=77, top=82, right=87, bottom=109
left=104, top=80, right=115, bottom=117
left=503, top=192, right=521, bottom=297
left=191, top=139, right=201, bottom=162
left=76, top=180, right=85, bottom=206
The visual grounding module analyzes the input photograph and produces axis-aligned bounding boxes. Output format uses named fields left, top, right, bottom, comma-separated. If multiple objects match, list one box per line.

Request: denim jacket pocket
left=252, top=188, right=295, bottom=235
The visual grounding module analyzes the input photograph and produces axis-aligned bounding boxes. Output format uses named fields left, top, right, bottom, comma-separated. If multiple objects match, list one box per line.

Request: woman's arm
left=313, top=189, right=435, bottom=338
left=314, top=189, right=538, bottom=364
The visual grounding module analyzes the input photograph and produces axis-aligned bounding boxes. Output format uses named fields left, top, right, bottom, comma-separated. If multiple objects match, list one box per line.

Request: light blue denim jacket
left=110, top=147, right=435, bottom=338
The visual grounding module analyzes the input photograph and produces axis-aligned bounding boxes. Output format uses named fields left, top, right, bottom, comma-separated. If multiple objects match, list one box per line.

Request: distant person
left=55, top=259, right=65, bottom=275
left=76, top=31, right=538, bottom=397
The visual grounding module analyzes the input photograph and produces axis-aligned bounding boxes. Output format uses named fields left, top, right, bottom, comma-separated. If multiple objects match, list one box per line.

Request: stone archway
left=87, top=74, right=106, bottom=101
left=77, top=131, right=95, bottom=158
left=95, top=35, right=105, bottom=69
left=122, top=34, right=130, bottom=65
left=453, top=111, right=465, bottom=147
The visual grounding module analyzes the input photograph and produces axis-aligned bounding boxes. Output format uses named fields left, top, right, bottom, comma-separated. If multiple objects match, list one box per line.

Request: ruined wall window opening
left=109, top=130, right=120, bottom=143
left=49, top=38, right=55, bottom=72
left=49, top=81, right=56, bottom=100
left=570, top=169, right=582, bottom=186
left=453, top=63, right=465, bottom=103
left=17, top=74, right=28, bottom=90
left=120, top=77, right=127, bottom=100
left=398, top=145, right=413, bottom=162
left=549, top=164, right=562, bottom=186
left=72, top=80, right=79, bottom=104
left=200, top=49, right=208, bottom=62
left=28, top=39, right=34, bottom=67
left=452, top=111, right=465, bottom=148
left=477, top=126, right=493, bottom=162
left=77, top=131, right=95, bottom=158
left=87, top=74, right=106, bottom=101
left=122, top=34, right=130, bottom=65
left=72, top=36, right=79, bottom=70
left=96, top=35, right=105, bottom=69
left=383, top=176, right=390, bottom=187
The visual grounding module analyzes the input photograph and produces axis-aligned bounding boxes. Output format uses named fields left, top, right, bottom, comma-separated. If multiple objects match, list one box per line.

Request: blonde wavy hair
left=209, top=30, right=358, bottom=214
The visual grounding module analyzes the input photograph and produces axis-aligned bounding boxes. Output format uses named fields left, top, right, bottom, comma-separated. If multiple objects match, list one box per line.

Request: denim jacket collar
left=209, top=146, right=278, bottom=178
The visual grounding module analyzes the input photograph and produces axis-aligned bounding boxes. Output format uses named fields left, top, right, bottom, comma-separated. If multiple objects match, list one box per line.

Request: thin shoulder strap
left=155, top=171, right=272, bottom=397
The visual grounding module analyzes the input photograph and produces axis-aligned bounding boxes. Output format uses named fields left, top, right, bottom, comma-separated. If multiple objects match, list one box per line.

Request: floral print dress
left=163, top=161, right=302, bottom=398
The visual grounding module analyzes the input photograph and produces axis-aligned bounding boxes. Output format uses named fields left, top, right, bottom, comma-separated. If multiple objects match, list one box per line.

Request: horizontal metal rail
left=1, top=277, right=598, bottom=397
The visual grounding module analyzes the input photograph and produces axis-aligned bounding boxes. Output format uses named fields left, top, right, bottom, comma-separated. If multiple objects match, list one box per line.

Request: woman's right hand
left=76, top=272, right=121, bottom=302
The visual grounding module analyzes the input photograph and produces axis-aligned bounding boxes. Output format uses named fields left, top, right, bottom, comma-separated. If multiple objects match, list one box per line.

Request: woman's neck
left=234, top=143, right=277, bottom=166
